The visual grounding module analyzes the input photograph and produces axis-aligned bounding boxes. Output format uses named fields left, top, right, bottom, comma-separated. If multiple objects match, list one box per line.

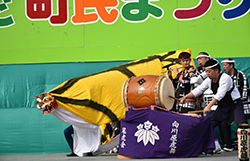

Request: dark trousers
left=64, top=125, right=74, bottom=152
left=213, top=99, right=245, bottom=148
left=206, top=111, right=220, bottom=140
left=233, top=99, right=245, bottom=127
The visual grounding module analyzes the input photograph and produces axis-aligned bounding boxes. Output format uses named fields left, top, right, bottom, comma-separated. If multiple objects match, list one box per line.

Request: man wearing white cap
left=189, top=53, right=223, bottom=153
left=189, top=52, right=211, bottom=109
left=190, top=52, right=211, bottom=86
left=222, top=58, right=250, bottom=119
left=221, top=58, right=250, bottom=152
left=179, top=59, right=245, bottom=151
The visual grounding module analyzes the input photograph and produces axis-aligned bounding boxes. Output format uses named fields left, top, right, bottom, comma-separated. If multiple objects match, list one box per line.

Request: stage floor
left=0, top=150, right=240, bottom=161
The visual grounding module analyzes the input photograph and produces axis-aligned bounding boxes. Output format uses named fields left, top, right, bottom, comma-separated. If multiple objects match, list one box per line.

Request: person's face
left=180, top=58, right=191, bottom=68
left=205, top=68, right=217, bottom=79
left=222, top=62, right=233, bottom=74
left=197, top=57, right=209, bottom=66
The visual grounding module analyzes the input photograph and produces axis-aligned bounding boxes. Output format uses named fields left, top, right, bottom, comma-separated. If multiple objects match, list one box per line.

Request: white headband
left=196, top=54, right=211, bottom=59
left=204, top=59, right=219, bottom=69
left=221, top=60, right=235, bottom=64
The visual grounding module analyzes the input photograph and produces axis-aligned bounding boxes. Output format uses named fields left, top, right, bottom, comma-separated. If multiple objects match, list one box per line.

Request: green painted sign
left=0, top=0, right=249, bottom=64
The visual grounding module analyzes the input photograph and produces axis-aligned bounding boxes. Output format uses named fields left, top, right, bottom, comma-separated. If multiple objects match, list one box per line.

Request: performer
left=64, top=125, right=77, bottom=157
left=189, top=52, right=223, bottom=153
left=221, top=58, right=250, bottom=152
left=169, top=52, right=196, bottom=113
left=189, top=52, right=210, bottom=89
left=36, top=93, right=102, bottom=157
left=189, top=52, right=211, bottom=110
left=222, top=58, right=250, bottom=119
left=53, top=107, right=101, bottom=157
left=179, top=59, right=245, bottom=131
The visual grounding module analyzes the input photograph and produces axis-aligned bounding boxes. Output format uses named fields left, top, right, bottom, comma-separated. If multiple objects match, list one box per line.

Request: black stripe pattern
left=54, top=96, right=119, bottom=122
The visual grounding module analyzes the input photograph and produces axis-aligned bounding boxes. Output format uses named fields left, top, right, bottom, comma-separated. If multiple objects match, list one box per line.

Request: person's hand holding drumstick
left=179, top=92, right=195, bottom=104
left=179, top=91, right=218, bottom=114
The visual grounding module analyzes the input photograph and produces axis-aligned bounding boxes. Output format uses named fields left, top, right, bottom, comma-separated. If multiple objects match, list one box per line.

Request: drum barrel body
left=127, top=75, right=158, bottom=108
left=122, top=75, right=174, bottom=110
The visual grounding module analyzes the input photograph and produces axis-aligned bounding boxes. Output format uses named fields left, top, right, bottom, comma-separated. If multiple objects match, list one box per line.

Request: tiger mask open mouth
left=35, top=93, right=58, bottom=114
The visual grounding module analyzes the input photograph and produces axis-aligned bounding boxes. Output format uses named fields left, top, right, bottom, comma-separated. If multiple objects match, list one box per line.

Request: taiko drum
left=122, top=75, right=174, bottom=110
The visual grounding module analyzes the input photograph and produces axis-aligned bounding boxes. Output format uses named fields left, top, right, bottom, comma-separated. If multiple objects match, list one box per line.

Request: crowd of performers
left=62, top=52, right=250, bottom=157
left=35, top=51, right=250, bottom=158
left=168, top=52, right=250, bottom=154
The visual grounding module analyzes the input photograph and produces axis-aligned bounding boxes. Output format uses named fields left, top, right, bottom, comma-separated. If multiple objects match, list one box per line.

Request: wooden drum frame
left=122, top=75, right=175, bottom=110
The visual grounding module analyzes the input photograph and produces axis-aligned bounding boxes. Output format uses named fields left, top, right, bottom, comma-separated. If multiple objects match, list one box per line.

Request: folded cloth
left=118, top=107, right=215, bottom=159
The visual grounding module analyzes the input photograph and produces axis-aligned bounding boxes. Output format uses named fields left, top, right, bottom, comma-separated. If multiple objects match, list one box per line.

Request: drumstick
left=195, top=65, right=202, bottom=69
left=178, top=65, right=201, bottom=83
left=188, top=110, right=204, bottom=114
left=167, top=90, right=179, bottom=101
left=178, top=77, right=184, bottom=83
left=168, top=95, right=179, bottom=101
left=161, top=67, right=182, bottom=74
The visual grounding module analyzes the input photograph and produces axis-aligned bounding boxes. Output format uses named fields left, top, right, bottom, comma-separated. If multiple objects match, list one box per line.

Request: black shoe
left=83, top=152, right=93, bottom=156
left=208, top=151, right=214, bottom=155
left=66, top=152, right=78, bottom=157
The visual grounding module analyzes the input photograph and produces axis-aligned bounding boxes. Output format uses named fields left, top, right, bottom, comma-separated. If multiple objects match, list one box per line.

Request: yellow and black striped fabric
left=49, top=48, right=195, bottom=126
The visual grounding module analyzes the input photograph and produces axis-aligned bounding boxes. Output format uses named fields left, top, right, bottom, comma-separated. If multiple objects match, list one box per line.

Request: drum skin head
left=157, top=76, right=175, bottom=110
